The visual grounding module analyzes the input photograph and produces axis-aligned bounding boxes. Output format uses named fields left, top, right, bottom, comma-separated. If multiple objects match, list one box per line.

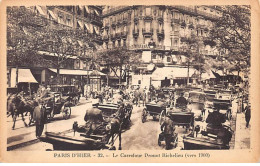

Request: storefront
left=8, top=68, right=39, bottom=94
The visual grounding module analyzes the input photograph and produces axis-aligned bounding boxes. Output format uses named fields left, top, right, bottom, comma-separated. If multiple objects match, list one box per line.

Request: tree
left=7, top=6, right=94, bottom=86
left=210, top=6, right=250, bottom=75
left=98, top=47, right=141, bottom=85
left=7, top=6, right=53, bottom=87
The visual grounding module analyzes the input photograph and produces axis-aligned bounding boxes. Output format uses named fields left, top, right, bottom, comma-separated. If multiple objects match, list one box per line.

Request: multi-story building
left=7, top=6, right=105, bottom=93
left=101, top=6, right=222, bottom=87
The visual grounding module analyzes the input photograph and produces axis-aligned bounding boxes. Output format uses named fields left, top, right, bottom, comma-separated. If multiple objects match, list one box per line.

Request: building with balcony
left=7, top=6, right=105, bottom=93
left=101, top=5, right=222, bottom=87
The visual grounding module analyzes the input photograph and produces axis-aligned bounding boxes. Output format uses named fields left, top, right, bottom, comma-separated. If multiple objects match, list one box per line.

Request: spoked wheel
left=62, top=107, right=71, bottom=120
left=141, top=108, right=147, bottom=123
left=159, top=110, right=166, bottom=125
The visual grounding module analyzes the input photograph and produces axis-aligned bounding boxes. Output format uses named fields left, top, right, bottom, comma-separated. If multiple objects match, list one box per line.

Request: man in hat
left=245, top=104, right=251, bottom=128
left=206, top=107, right=226, bottom=126
left=176, top=92, right=188, bottom=108
left=160, top=113, right=175, bottom=150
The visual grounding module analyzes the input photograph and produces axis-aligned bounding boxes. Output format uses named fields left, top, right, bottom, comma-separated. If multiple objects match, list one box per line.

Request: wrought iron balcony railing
left=142, top=28, right=153, bottom=36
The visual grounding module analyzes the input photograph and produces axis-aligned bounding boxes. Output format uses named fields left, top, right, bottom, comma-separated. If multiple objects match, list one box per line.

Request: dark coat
left=161, top=117, right=175, bottom=135
left=245, top=106, right=251, bottom=121
left=33, top=106, right=45, bottom=125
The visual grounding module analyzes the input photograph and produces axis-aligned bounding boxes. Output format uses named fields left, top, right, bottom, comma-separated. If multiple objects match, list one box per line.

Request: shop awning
left=94, top=26, right=99, bottom=34
left=48, top=10, right=57, bottom=20
left=89, top=70, right=106, bottom=76
left=77, top=21, right=84, bottom=29
left=84, top=6, right=90, bottom=13
left=10, top=68, right=38, bottom=87
left=49, top=68, right=105, bottom=76
left=201, top=71, right=216, bottom=80
left=152, top=67, right=196, bottom=80
left=84, top=23, right=90, bottom=31
left=94, top=9, right=99, bottom=16
left=36, top=6, right=46, bottom=16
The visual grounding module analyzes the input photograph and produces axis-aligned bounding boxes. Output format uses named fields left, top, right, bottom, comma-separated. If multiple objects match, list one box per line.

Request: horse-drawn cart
left=164, top=108, right=195, bottom=129
left=142, top=101, right=168, bottom=123
left=40, top=128, right=115, bottom=150
left=43, top=92, right=71, bottom=120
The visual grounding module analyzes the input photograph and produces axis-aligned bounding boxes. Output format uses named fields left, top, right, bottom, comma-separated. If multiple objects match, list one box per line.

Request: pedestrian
left=245, top=105, right=251, bottom=128
left=160, top=115, right=175, bottom=150
left=33, top=101, right=46, bottom=138
left=201, top=108, right=206, bottom=120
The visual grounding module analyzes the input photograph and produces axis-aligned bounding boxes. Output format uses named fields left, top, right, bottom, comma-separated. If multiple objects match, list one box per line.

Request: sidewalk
left=7, top=98, right=91, bottom=150
left=234, top=112, right=250, bottom=149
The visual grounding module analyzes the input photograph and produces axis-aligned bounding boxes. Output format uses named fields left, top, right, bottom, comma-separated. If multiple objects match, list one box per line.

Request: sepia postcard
left=0, top=0, right=259, bottom=163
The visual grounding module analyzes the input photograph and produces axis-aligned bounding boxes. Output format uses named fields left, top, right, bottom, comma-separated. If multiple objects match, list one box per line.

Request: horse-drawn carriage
left=211, top=98, right=232, bottom=120
left=50, top=85, right=80, bottom=106
left=182, top=113, right=233, bottom=150
left=141, top=100, right=169, bottom=123
left=43, top=92, right=72, bottom=120
left=40, top=101, right=132, bottom=150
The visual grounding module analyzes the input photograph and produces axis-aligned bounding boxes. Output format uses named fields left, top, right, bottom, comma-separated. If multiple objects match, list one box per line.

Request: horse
left=105, top=104, right=127, bottom=150
left=9, top=94, right=36, bottom=129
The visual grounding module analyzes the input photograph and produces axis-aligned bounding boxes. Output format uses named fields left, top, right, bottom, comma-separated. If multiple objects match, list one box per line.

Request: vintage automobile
left=43, top=92, right=72, bottom=120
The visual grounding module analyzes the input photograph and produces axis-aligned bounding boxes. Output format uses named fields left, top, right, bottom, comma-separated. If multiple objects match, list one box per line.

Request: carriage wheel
left=63, top=107, right=71, bottom=120
left=159, top=110, right=166, bottom=125
left=141, top=108, right=147, bottom=123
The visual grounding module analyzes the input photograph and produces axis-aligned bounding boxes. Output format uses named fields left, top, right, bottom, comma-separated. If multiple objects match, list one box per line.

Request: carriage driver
left=160, top=113, right=176, bottom=150
left=176, top=92, right=188, bottom=108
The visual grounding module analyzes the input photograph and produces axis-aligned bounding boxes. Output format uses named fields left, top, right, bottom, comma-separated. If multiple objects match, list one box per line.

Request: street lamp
left=148, top=39, right=155, bottom=87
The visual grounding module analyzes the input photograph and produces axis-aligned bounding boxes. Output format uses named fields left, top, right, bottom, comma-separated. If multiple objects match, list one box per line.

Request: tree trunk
left=106, top=74, right=109, bottom=86
left=119, top=66, right=122, bottom=84
left=57, top=68, right=60, bottom=85
left=15, top=65, right=18, bottom=87
left=187, top=61, right=190, bottom=85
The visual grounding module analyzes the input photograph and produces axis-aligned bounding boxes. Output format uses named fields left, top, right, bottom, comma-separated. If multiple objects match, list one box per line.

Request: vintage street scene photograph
left=6, top=5, right=250, bottom=151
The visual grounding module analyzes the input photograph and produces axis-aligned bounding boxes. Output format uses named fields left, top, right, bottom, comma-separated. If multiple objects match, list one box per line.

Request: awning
left=84, top=23, right=90, bottom=31
left=89, top=24, right=93, bottom=33
left=36, top=6, right=46, bottom=16
left=77, top=21, right=84, bottom=29
left=89, top=70, right=106, bottom=76
left=94, top=9, right=99, bottom=16
left=152, top=67, right=196, bottom=80
left=38, top=51, right=77, bottom=59
left=201, top=71, right=216, bottom=80
left=48, top=10, right=57, bottom=20
left=10, top=68, right=38, bottom=87
left=94, top=26, right=99, bottom=34
left=49, top=68, right=105, bottom=76
left=84, top=6, right=90, bottom=13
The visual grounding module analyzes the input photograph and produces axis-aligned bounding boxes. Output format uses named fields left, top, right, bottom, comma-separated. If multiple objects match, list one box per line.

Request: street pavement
left=8, top=97, right=250, bottom=151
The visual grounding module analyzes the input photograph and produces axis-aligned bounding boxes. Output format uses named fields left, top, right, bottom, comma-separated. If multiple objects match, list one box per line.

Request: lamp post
left=148, top=38, right=155, bottom=87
